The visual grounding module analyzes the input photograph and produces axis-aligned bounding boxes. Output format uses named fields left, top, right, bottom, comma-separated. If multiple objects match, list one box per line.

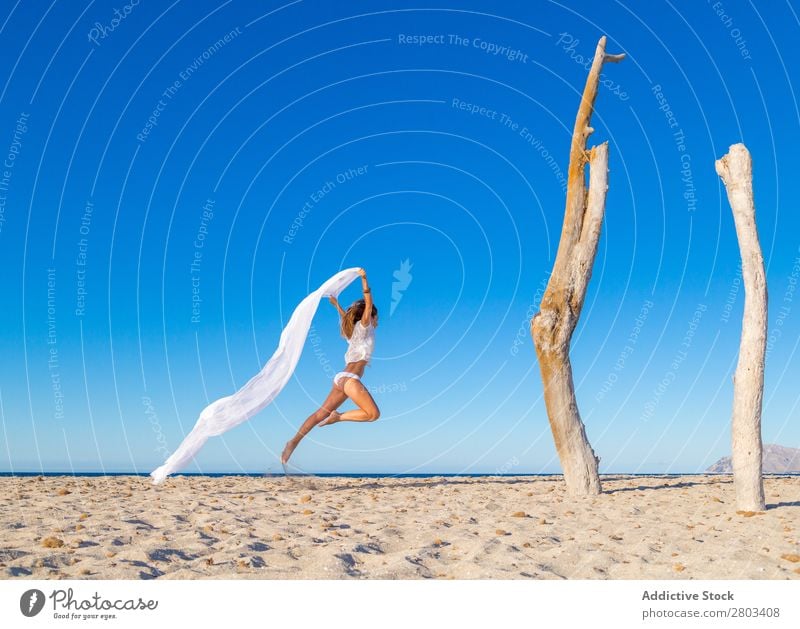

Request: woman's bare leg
left=320, top=378, right=380, bottom=426
left=281, top=386, right=347, bottom=464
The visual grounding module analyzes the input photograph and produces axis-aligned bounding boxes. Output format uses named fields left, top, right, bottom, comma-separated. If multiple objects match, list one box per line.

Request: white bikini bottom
left=333, top=371, right=361, bottom=391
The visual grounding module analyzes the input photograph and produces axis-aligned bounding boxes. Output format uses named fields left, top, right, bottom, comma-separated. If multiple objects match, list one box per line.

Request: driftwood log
left=531, top=36, right=624, bottom=496
left=715, top=143, right=767, bottom=512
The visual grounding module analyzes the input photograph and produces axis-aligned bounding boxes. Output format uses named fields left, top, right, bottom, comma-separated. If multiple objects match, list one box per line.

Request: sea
left=2, top=472, right=794, bottom=478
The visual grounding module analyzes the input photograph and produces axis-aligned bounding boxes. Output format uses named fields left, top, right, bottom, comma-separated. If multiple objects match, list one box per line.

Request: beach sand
left=1, top=474, right=798, bottom=580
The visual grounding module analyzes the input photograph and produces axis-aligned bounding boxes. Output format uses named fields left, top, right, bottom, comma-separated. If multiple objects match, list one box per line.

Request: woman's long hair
left=341, top=299, right=378, bottom=339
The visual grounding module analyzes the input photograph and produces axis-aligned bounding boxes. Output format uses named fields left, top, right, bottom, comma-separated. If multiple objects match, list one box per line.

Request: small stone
left=300, top=495, right=312, bottom=503
left=57, top=489, right=71, bottom=496
left=522, top=542, right=532, bottom=548
left=433, top=538, right=443, bottom=547
left=105, top=551, right=115, bottom=558
left=780, top=554, right=800, bottom=563
left=205, top=557, right=214, bottom=566
left=79, top=513, right=89, bottom=520
left=495, top=529, right=508, bottom=536
left=673, top=563, right=686, bottom=572
left=80, top=568, right=91, bottom=575
left=671, top=552, right=679, bottom=557
left=272, top=534, right=284, bottom=542
left=735, top=510, right=762, bottom=517
left=302, top=509, right=314, bottom=516
left=75, top=524, right=84, bottom=531
left=511, top=511, right=527, bottom=518
left=41, top=536, right=64, bottom=548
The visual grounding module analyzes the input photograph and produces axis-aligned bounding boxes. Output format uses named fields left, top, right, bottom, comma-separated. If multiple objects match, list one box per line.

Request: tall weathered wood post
left=531, top=36, right=624, bottom=496
left=715, top=143, right=767, bottom=512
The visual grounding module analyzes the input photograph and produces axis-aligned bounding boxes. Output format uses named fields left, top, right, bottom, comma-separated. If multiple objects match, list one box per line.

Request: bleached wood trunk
left=715, top=143, right=767, bottom=512
left=531, top=37, right=624, bottom=496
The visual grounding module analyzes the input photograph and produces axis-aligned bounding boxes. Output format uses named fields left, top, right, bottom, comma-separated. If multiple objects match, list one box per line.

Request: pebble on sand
left=57, top=489, right=71, bottom=496
left=300, top=495, right=312, bottom=503
left=41, top=536, right=64, bottom=548
left=511, top=512, right=527, bottom=518
left=781, top=554, right=800, bottom=563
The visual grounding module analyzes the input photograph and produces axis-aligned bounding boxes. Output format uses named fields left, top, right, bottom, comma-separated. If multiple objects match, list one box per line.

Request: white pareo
left=150, top=268, right=362, bottom=485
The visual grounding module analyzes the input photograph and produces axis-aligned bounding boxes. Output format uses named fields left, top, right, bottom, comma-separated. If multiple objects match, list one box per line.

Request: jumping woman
left=281, top=267, right=380, bottom=465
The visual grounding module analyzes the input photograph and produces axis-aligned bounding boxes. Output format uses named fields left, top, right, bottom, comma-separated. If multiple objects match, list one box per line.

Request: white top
left=344, top=320, right=375, bottom=363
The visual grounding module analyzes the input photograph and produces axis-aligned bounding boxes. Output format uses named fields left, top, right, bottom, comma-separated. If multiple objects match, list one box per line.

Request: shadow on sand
left=766, top=501, right=800, bottom=510
left=603, top=478, right=733, bottom=494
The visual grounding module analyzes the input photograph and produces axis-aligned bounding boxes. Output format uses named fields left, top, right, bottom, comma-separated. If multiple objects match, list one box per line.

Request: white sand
left=1, top=474, right=798, bottom=579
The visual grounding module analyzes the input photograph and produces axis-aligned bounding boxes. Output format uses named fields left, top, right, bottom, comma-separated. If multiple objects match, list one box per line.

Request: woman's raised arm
left=328, top=296, right=346, bottom=318
left=358, top=268, right=372, bottom=325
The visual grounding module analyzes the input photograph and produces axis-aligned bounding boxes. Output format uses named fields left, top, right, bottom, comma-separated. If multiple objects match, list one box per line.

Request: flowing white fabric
left=150, top=268, right=362, bottom=484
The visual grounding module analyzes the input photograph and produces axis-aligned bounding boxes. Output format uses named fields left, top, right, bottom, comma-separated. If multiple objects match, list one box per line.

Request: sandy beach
left=1, top=474, right=798, bottom=580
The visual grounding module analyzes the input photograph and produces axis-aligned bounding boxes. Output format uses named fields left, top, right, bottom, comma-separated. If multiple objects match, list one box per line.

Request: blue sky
left=0, top=0, right=798, bottom=475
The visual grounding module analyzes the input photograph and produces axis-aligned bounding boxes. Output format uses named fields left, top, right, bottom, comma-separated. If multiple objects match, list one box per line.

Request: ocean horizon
left=2, top=471, right=797, bottom=478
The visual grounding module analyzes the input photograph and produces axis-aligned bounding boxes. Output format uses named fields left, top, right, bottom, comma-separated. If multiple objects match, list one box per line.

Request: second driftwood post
left=531, top=36, right=624, bottom=496
left=715, top=143, right=767, bottom=512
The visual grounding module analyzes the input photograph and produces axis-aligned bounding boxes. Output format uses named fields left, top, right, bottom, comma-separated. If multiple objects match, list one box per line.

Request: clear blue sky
left=1, top=0, right=798, bottom=475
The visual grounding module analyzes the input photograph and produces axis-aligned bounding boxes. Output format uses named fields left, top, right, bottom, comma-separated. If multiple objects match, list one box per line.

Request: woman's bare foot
left=281, top=439, right=298, bottom=464
left=318, top=410, right=341, bottom=427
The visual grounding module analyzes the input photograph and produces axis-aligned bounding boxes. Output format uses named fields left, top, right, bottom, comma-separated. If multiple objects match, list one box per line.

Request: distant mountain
left=706, top=444, right=800, bottom=473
